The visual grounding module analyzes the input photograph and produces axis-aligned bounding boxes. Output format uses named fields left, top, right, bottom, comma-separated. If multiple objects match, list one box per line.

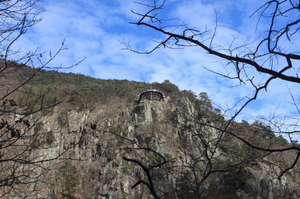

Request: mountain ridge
left=0, top=62, right=299, bottom=199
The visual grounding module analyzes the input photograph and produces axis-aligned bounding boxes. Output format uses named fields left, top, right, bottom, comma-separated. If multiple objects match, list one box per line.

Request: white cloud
left=12, top=0, right=300, bottom=127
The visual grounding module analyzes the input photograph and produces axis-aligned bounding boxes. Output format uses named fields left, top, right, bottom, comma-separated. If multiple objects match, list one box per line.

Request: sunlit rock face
left=2, top=96, right=300, bottom=199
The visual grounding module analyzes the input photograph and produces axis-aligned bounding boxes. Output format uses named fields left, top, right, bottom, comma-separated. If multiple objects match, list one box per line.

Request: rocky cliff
left=1, top=95, right=300, bottom=199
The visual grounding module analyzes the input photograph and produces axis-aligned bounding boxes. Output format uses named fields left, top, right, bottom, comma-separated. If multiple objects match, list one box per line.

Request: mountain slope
left=0, top=64, right=298, bottom=199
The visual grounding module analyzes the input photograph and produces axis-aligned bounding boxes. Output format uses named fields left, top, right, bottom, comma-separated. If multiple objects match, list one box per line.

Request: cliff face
left=2, top=96, right=300, bottom=199
left=33, top=97, right=179, bottom=198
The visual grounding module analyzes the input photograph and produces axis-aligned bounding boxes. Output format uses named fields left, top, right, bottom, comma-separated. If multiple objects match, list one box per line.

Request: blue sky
left=14, top=0, right=300, bottom=135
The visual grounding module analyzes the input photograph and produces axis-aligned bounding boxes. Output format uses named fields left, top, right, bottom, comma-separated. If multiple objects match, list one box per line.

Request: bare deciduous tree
left=0, top=1, right=83, bottom=197
left=123, top=0, right=300, bottom=198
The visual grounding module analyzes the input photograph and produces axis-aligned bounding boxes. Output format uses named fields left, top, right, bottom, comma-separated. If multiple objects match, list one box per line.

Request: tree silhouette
left=122, top=0, right=300, bottom=198
left=0, top=1, right=83, bottom=197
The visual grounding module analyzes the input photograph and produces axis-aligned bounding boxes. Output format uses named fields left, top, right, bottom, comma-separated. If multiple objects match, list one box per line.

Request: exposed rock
left=1, top=97, right=299, bottom=199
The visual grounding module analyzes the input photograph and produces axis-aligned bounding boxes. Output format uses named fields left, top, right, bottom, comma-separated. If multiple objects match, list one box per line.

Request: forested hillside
left=3, top=61, right=221, bottom=111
